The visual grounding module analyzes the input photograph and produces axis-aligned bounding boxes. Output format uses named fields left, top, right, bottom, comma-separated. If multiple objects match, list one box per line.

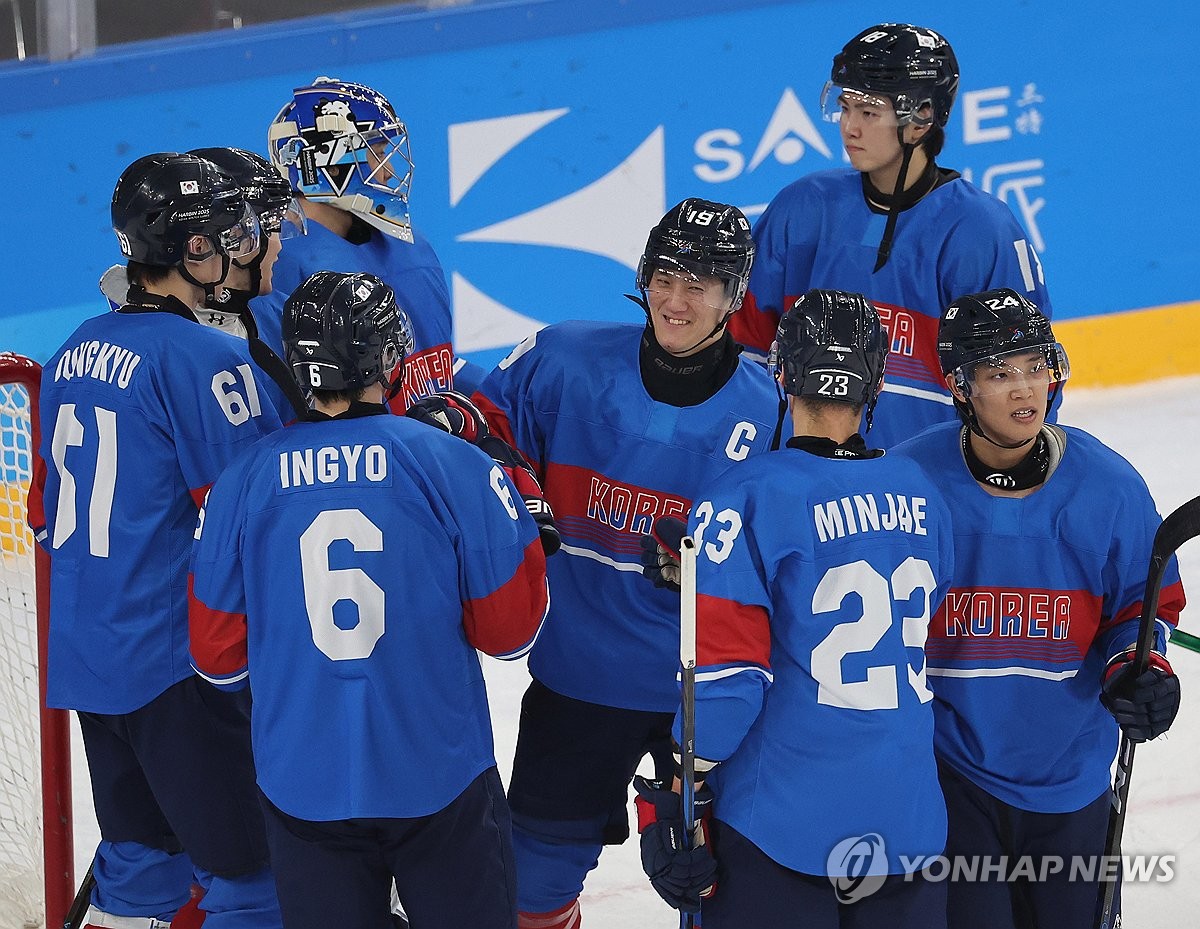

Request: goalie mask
left=269, top=77, right=414, bottom=242
left=283, top=271, right=414, bottom=397
left=770, top=289, right=888, bottom=428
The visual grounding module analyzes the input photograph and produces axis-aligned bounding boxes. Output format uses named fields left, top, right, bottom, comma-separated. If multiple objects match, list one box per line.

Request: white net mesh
left=0, top=370, right=45, bottom=928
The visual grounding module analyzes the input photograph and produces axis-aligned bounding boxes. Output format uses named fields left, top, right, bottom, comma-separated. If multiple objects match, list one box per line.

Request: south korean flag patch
left=180, top=180, right=199, bottom=195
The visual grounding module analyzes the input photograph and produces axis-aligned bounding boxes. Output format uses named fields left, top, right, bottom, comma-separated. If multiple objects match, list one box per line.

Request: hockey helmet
left=939, top=288, right=1069, bottom=402
left=820, top=23, right=959, bottom=128
left=770, top=289, right=888, bottom=422
left=283, top=271, right=414, bottom=395
left=111, top=152, right=260, bottom=268
left=189, top=147, right=306, bottom=240
left=636, top=199, right=755, bottom=313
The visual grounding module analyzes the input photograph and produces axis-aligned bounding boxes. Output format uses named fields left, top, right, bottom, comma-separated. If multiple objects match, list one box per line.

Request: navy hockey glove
left=633, top=775, right=716, bottom=913
left=477, top=435, right=561, bottom=557
left=404, top=390, right=490, bottom=443
left=639, top=516, right=687, bottom=592
left=1101, top=649, right=1181, bottom=742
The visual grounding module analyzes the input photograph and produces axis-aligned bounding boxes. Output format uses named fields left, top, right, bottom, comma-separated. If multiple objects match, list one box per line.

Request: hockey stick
left=62, top=861, right=94, bottom=929
left=678, top=536, right=698, bottom=929
left=1168, top=627, right=1200, bottom=654
left=1097, top=493, right=1200, bottom=929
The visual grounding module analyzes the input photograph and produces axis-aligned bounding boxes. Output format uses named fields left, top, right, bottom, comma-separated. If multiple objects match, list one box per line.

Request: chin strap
left=626, top=291, right=732, bottom=358
left=179, top=253, right=233, bottom=309
left=873, top=140, right=916, bottom=273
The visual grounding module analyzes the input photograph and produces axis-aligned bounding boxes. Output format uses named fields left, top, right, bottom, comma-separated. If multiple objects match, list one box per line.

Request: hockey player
left=636, top=290, right=955, bottom=927
left=190, top=270, right=550, bottom=929
left=728, top=23, right=1053, bottom=448
left=471, top=199, right=780, bottom=929
left=893, top=289, right=1185, bottom=929
left=31, top=153, right=284, bottom=928
left=256, top=75, right=486, bottom=405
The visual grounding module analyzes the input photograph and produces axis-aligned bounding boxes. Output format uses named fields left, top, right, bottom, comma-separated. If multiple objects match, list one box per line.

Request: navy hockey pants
left=939, top=759, right=1119, bottom=929
left=506, top=678, right=674, bottom=912
left=260, top=767, right=517, bottom=929
left=79, top=675, right=280, bottom=928
left=700, top=819, right=947, bottom=929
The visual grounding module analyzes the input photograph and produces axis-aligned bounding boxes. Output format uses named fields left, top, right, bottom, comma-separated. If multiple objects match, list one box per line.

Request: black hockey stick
left=1096, top=494, right=1200, bottom=929
left=62, top=861, right=94, bottom=929
left=679, top=536, right=698, bottom=929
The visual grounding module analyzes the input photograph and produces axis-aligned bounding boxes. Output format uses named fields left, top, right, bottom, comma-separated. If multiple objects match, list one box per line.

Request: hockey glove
left=1101, top=649, right=1181, bottom=742
left=633, top=775, right=716, bottom=913
left=639, top=515, right=687, bottom=592
left=404, top=390, right=490, bottom=443
left=477, top=435, right=562, bottom=557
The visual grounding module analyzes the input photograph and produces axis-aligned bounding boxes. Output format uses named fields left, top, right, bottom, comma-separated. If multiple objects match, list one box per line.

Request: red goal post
left=0, top=351, right=73, bottom=929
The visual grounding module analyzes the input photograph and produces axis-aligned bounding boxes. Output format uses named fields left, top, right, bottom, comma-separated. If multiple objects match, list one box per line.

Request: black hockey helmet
left=110, top=152, right=259, bottom=268
left=188, top=147, right=306, bottom=239
left=636, top=198, right=755, bottom=312
left=825, top=23, right=959, bottom=128
left=771, top=289, right=888, bottom=425
left=939, top=288, right=1070, bottom=424
left=283, top=270, right=414, bottom=395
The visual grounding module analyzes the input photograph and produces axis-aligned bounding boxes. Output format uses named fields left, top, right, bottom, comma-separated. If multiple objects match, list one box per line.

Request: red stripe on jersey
left=189, top=483, right=212, bottom=511
left=543, top=462, right=690, bottom=540
left=727, top=290, right=784, bottom=355
left=932, top=586, right=1103, bottom=662
left=463, top=538, right=548, bottom=656
left=394, top=343, right=455, bottom=412
left=696, top=594, right=771, bottom=670
left=872, top=301, right=942, bottom=387
left=187, top=573, right=248, bottom=679
left=1102, top=579, right=1185, bottom=636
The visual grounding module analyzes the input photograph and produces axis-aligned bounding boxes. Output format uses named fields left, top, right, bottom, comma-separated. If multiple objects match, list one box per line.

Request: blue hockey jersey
left=728, top=169, right=1054, bottom=448
left=250, top=218, right=483, bottom=406
left=893, top=423, right=1185, bottom=813
left=474, top=321, right=779, bottom=711
left=33, top=307, right=283, bottom=714
left=684, top=445, right=955, bottom=875
left=190, top=411, right=549, bottom=821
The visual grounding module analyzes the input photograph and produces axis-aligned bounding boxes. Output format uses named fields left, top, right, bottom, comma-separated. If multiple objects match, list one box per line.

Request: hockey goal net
left=0, top=352, right=72, bottom=929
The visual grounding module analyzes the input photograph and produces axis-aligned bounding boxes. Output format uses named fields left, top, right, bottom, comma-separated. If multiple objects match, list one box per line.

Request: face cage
left=272, top=117, right=414, bottom=201
left=819, top=81, right=934, bottom=128
left=953, top=342, right=1071, bottom=399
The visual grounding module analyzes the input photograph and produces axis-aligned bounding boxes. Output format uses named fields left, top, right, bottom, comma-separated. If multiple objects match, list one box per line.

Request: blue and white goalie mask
left=269, top=76, right=415, bottom=242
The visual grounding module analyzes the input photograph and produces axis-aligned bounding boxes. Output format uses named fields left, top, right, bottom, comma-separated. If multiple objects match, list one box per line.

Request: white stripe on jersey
left=928, top=666, right=1079, bottom=681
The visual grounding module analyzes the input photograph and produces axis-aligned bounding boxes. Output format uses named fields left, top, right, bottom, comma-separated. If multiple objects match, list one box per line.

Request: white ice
left=65, top=376, right=1200, bottom=926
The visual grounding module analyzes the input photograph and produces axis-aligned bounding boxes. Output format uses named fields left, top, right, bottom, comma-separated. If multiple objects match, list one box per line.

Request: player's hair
left=796, top=396, right=866, bottom=420
left=920, top=122, right=945, bottom=158
left=311, top=386, right=367, bottom=406
left=125, top=260, right=172, bottom=288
